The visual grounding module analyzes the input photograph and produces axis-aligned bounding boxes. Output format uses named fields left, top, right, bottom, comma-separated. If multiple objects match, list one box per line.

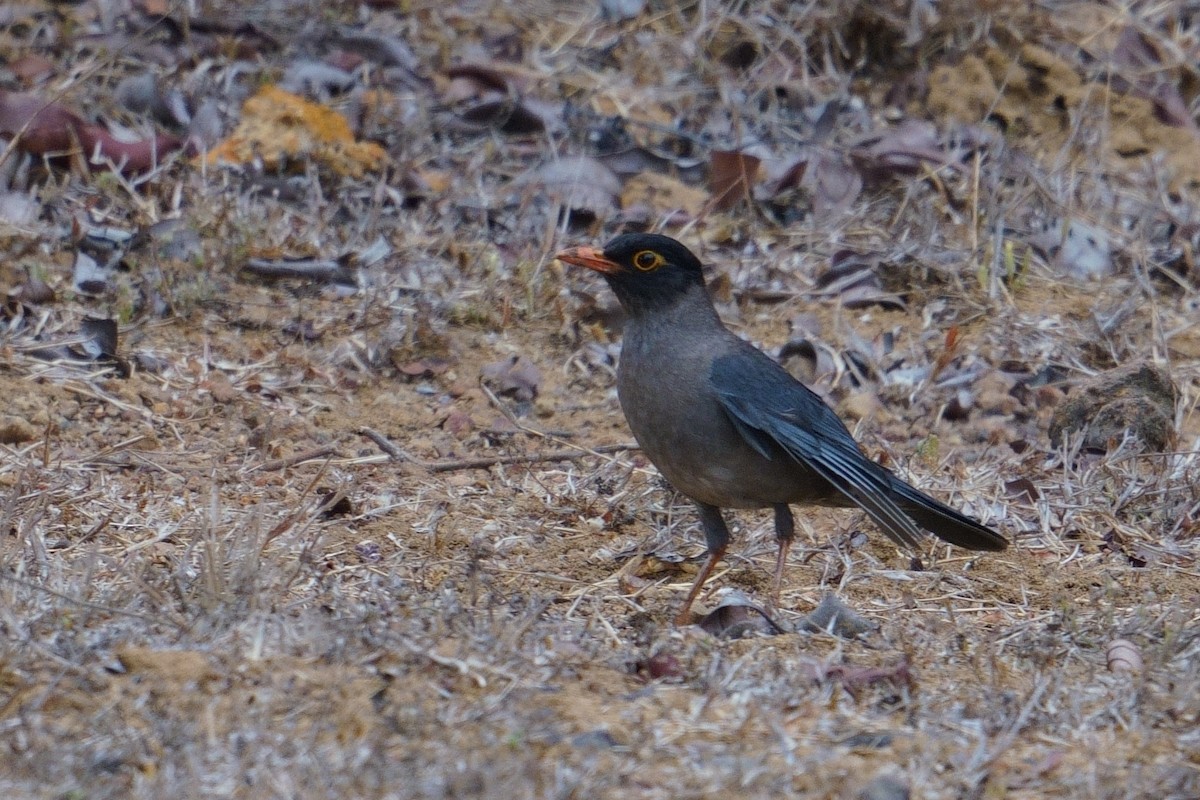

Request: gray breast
left=615, top=318, right=823, bottom=509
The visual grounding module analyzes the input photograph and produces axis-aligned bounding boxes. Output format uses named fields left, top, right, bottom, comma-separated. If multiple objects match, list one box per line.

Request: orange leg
left=676, top=503, right=731, bottom=625
left=674, top=544, right=727, bottom=626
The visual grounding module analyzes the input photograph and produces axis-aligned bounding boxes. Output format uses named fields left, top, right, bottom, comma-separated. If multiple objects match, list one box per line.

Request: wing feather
left=712, top=349, right=927, bottom=549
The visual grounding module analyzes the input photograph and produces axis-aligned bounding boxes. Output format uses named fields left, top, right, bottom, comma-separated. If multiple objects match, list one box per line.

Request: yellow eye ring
left=633, top=250, right=663, bottom=271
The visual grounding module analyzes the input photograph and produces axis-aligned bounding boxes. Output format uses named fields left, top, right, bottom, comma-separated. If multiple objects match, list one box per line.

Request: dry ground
left=2, top=1, right=1200, bottom=798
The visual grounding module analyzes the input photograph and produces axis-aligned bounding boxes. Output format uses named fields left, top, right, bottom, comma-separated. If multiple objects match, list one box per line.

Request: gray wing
left=711, top=347, right=927, bottom=550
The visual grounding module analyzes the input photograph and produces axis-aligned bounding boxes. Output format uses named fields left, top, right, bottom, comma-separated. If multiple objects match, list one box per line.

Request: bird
left=556, top=233, right=1007, bottom=625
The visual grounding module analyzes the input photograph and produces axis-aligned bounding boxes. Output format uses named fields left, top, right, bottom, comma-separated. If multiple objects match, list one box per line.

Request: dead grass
left=1, top=0, right=1199, bottom=798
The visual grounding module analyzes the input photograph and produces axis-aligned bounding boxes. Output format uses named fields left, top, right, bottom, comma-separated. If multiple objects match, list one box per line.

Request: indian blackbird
left=557, top=233, right=1006, bottom=624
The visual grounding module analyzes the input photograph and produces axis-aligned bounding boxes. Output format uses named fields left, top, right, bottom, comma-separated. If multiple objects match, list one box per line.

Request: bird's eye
left=633, top=250, right=664, bottom=271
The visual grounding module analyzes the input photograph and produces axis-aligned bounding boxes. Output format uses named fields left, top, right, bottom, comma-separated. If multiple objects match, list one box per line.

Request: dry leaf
left=0, top=89, right=187, bottom=175
left=481, top=355, right=541, bottom=401
left=512, top=156, right=620, bottom=220
left=709, top=150, right=761, bottom=211
left=799, top=594, right=875, bottom=638
left=697, top=593, right=786, bottom=638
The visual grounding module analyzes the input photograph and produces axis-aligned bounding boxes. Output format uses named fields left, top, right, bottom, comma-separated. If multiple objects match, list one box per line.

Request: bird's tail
left=887, top=477, right=1008, bottom=551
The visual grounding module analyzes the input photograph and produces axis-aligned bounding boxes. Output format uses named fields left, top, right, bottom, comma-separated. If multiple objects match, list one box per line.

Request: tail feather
left=888, top=477, right=1007, bottom=551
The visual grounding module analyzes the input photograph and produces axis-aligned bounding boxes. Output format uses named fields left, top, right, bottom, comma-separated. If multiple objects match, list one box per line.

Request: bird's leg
left=771, top=504, right=795, bottom=610
left=675, top=503, right=730, bottom=625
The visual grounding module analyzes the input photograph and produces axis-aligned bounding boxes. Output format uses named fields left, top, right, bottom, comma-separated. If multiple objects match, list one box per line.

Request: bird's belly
left=618, top=378, right=821, bottom=509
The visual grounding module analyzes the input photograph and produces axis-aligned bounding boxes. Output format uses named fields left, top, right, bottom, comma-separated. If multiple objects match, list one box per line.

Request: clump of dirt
left=1049, top=363, right=1178, bottom=452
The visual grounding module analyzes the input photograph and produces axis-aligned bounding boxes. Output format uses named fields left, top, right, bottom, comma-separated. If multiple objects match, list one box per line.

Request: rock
left=0, top=415, right=38, bottom=444
left=858, top=774, right=910, bottom=800
left=1048, top=364, right=1177, bottom=453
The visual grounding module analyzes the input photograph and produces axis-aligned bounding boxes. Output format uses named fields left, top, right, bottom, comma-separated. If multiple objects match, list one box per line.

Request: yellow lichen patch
left=204, top=85, right=387, bottom=178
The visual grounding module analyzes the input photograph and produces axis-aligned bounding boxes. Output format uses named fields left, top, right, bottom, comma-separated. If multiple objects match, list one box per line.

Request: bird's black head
left=557, top=233, right=707, bottom=315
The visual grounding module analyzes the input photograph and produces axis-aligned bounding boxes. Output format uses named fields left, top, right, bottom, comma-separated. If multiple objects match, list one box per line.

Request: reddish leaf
left=633, top=652, right=683, bottom=681
left=398, top=357, right=453, bottom=378
left=0, top=90, right=187, bottom=176
left=820, top=661, right=913, bottom=692
left=440, top=411, right=475, bottom=437
left=709, top=150, right=761, bottom=211
left=9, top=53, right=55, bottom=86
left=769, top=156, right=808, bottom=194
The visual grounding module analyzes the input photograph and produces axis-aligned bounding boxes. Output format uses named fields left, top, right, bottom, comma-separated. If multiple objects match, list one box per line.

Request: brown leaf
left=709, top=150, right=761, bottom=211
left=445, top=63, right=523, bottom=94
left=633, top=652, right=683, bottom=681
left=1004, top=478, right=1040, bottom=502
left=397, top=357, right=453, bottom=378
left=13, top=274, right=55, bottom=305
left=325, top=28, right=422, bottom=88
left=204, top=373, right=238, bottom=404
left=850, top=120, right=960, bottom=181
left=763, top=154, right=808, bottom=194
left=820, top=660, right=913, bottom=692
left=440, top=411, right=475, bottom=437
left=9, top=53, right=55, bottom=86
left=317, top=491, right=354, bottom=519
left=815, top=251, right=905, bottom=310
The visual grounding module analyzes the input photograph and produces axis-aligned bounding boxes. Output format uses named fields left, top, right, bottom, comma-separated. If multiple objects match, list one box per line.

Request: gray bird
left=557, top=233, right=1006, bottom=624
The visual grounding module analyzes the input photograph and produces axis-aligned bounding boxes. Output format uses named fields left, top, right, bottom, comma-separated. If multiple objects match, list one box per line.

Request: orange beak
left=555, top=246, right=622, bottom=275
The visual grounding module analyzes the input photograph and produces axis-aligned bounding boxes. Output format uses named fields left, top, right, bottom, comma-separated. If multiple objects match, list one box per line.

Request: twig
left=478, top=380, right=646, bottom=471
left=358, top=426, right=636, bottom=472
left=359, top=427, right=412, bottom=461
left=243, top=258, right=356, bottom=284
left=255, top=444, right=341, bottom=472
left=424, top=445, right=636, bottom=472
